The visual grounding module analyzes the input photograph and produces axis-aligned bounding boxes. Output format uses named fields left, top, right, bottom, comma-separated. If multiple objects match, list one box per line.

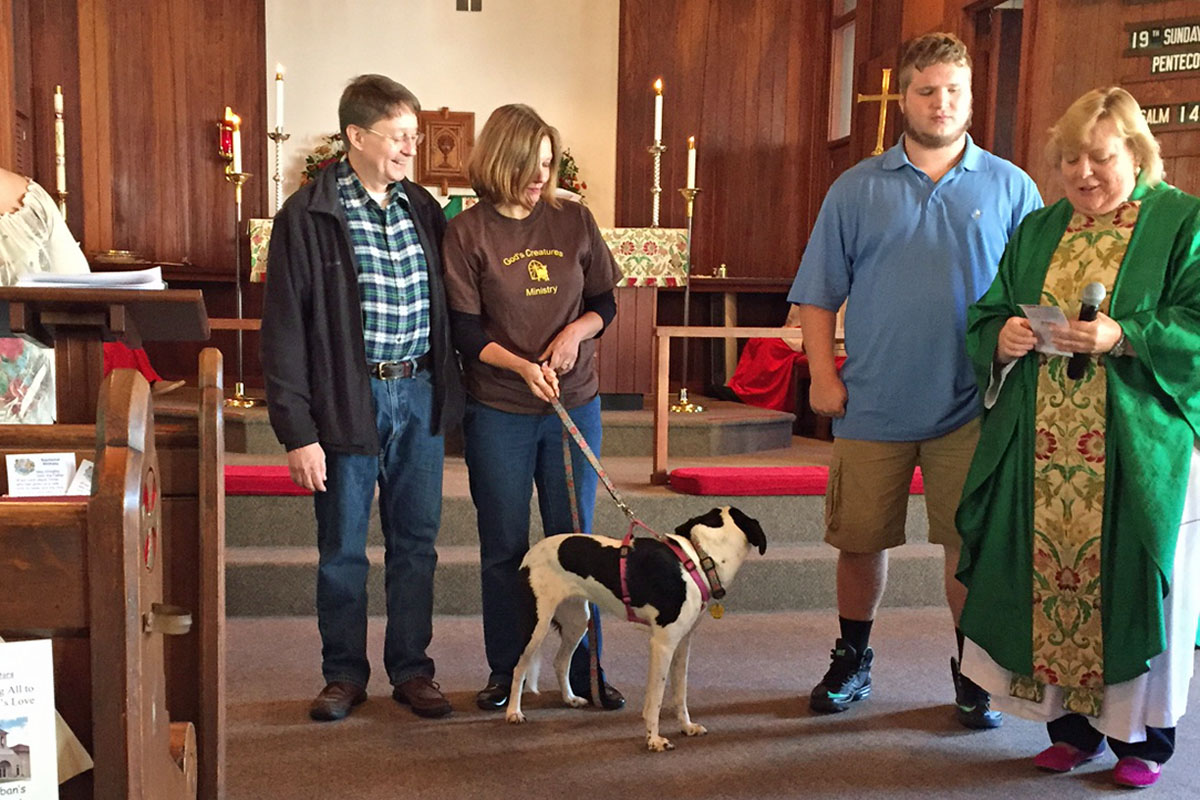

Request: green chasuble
left=956, top=181, right=1200, bottom=686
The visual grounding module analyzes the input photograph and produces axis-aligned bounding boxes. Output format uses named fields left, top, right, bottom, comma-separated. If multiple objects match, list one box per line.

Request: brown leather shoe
left=309, top=681, right=367, bottom=721
left=392, top=675, right=452, bottom=718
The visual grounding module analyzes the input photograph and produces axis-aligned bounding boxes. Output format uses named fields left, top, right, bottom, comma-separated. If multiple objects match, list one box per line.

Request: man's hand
left=809, top=373, right=848, bottom=418
left=996, top=316, right=1037, bottom=364
left=287, top=442, right=327, bottom=492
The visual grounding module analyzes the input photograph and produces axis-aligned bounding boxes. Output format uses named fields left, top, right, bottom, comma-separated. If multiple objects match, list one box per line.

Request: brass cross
left=856, top=67, right=903, bottom=156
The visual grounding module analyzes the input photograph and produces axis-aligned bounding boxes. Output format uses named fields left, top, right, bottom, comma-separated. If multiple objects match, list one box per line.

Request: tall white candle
left=274, top=65, right=285, bottom=131
left=53, top=86, right=66, bottom=193
left=653, top=78, right=663, bottom=143
left=231, top=112, right=243, bottom=173
left=686, top=136, right=696, bottom=189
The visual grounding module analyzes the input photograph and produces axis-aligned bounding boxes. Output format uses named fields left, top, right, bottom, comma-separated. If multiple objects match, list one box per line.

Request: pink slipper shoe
left=1112, top=757, right=1161, bottom=788
left=1033, top=741, right=1106, bottom=772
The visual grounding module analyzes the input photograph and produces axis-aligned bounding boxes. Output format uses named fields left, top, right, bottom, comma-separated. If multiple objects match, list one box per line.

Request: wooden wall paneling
left=616, top=0, right=831, bottom=280
left=77, top=0, right=114, bottom=250
left=9, top=0, right=33, bottom=175
left=1, top=0, right=16, bottom=170
left=28, top=0, right=83, bottom=232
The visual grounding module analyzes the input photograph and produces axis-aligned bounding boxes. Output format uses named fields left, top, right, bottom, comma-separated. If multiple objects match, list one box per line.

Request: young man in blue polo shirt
left=789, top=32, right=1042, bottom=728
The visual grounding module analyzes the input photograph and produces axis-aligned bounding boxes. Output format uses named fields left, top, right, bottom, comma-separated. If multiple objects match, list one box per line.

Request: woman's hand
left=538, top=326, right=584, bottom=375
left=996, top=316, right=1037, bottom=364
left=517, top=359, right=560, bottom=402
left=1050, top=311, right=1123, bottom=356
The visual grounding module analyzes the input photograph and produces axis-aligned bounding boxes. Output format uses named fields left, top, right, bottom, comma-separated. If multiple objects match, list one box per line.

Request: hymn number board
left=1124, top=17, right=1200, bottom=131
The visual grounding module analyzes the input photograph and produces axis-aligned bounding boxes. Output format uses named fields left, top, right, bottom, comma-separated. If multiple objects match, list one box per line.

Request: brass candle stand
left=267, top=128, right=290, bottom=215
left=671, top=186, right=704, bottom=414
left=647, top=142, right=666, bottom=227
left=223, top=165, right=259, bottom=408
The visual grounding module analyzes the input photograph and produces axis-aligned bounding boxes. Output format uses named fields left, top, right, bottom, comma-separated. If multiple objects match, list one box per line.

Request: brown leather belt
left=369, top=354, right=430, bottom=380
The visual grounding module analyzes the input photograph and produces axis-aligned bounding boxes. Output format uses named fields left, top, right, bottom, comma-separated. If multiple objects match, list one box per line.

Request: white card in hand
left=1019, top=304, right=1070, bottom=356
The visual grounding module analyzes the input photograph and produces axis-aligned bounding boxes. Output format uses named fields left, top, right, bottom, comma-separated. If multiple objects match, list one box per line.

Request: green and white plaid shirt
left=336, top=159, right=431, bottom=364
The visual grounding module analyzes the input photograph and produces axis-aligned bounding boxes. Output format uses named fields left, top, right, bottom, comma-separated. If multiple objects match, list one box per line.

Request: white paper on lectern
left=1018, top=304, right=1071, bottom=356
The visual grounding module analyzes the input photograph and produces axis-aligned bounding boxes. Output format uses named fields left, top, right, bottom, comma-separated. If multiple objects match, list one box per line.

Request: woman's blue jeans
left=312, top=371, right=443, bottom=688
left=463, top=395, right=605, bottom=688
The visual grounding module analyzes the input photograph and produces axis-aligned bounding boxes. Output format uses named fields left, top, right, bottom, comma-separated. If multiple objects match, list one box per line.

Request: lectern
left=0, top=287, right=210, bottom=423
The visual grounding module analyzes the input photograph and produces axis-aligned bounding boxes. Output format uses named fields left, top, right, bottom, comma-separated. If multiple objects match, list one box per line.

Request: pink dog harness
left=618, top=518, right=712, bottom=626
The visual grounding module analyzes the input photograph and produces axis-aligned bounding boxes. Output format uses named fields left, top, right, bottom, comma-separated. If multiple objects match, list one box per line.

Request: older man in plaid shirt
left=262, top=74, right=463, bottom=723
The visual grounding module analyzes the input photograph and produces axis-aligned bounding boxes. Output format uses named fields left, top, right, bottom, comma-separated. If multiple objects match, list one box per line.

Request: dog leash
left=551, top=397, right=727, bottom=619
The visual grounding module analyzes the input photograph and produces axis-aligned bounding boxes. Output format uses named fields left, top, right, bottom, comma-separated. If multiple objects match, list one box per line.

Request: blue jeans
left=313, top=371, right=443, bottom=688
left=463, top=395, right=605, bottom=687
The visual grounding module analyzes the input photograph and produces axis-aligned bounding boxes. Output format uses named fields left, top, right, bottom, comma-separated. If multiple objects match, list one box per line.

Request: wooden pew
left=0, top=349, right=225, bottom=799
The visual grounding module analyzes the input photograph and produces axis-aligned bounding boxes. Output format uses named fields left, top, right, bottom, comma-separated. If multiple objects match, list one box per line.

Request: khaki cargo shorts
left=824, top=417, right=980, bottom=553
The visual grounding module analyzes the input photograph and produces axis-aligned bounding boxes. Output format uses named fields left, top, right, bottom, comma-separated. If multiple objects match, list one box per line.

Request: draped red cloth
left=102, top=342, right=162, bottom=383
left=727, top=337, right=845, bottom=414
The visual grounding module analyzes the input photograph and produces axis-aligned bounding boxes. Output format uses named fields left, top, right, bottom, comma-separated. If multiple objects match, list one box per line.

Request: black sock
left=839, top=616, right=873, bottom=655
left=955, top=627, right=965, bottom=661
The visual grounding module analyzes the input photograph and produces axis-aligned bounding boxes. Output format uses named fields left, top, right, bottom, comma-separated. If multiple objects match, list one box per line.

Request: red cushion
left=224, top=465, right=312, bottom=496
left=669, top=466, right=924, bottom=496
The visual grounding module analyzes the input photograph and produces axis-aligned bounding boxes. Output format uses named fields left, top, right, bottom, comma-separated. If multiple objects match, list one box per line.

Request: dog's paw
left=681, top=722, right=707, bottom=737
left=506, top=711, right=527, bottom=724
left=564, top=695, right=588, bottom=709
left=646, top=734, right=675, bottom=752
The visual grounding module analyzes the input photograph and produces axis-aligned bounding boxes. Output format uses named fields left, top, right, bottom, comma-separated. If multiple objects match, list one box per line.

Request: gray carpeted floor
left=228, top=609, right=1200, bottom=799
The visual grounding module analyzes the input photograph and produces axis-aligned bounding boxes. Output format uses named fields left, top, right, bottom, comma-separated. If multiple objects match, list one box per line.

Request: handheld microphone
left=1066, top=282, right=1107, bottom=380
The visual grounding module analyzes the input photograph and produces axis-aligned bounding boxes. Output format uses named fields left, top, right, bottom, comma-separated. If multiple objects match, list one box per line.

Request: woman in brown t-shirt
left=443, top=104, right=624, bottom=712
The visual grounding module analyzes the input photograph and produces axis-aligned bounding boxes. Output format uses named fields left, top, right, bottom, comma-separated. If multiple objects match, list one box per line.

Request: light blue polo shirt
left=788, top=134, right=1042, bottom=441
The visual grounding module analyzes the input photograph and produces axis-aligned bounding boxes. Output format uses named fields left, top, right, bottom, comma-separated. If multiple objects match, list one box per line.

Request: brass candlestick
left=671, top=186, right=704, bottom=414
left=647, top=142, right=666, bottom=227
left=267, top=128, right=291, bottom=215
left=223, top=167, right=259, bottom=409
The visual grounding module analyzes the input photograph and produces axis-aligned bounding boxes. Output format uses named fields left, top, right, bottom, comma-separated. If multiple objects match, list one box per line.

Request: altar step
left=223, top=448, right=946, bottom=617
left=155, top=391, right=797, bottom=458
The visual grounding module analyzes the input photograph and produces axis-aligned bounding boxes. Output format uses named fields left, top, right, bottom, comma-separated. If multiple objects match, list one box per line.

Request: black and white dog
left=505, top=506, right=767, bottom=751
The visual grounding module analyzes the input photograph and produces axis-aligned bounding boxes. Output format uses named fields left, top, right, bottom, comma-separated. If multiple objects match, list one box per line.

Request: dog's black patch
left=626, top=539, right=689, bottom=626
left=514, top=565, right=538, bottom=655
left=675, top=508, right=725, bottom=539
left=557, top=536, right=622, bottom=596
left=729, top=507, right=768, bottom=554
left=557, top=536, right=690, bottom=627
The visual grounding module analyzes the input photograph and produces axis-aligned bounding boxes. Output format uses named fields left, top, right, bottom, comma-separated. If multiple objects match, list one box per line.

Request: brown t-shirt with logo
left=443, top=200, right=621, bottom=414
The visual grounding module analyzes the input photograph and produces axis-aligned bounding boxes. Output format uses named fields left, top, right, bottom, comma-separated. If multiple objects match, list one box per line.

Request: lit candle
left=54, top=86, right=66, bottom=194
left=686, top=136, right=696, bottom=189
left=653, top=78, right=663, bottom=143
left=231, top=111, right=243, bottom=173
left=274, top=65, right=285, bottom=131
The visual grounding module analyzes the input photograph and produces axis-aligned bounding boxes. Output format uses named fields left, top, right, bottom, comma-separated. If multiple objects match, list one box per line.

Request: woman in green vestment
left=955, top=87, right=1200, bottom=789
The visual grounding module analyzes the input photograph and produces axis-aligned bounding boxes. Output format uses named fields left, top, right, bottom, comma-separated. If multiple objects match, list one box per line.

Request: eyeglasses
left=363, top=127, right=425, bottom=147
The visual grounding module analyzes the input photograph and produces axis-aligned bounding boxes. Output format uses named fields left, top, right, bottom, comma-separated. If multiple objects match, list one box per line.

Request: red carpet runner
left=669, top=466, right=924, bottom=496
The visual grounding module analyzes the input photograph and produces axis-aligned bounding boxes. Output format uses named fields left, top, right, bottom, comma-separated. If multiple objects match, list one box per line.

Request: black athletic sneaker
left=951, top=656, right=1003, bottom=729
left=809, top=638, right=873, bottom=713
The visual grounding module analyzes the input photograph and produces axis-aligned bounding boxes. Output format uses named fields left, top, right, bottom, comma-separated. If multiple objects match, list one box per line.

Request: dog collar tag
left=709, top=602, right=724, bottom=620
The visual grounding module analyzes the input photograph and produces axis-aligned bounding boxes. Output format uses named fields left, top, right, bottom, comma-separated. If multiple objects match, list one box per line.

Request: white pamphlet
left=0, top=639, right=59, bottom=798
left=65, top=460, right=94, bottom=496
left=4, top=453, right=76, bottom=497
left=1018, top=304, right=1071, bottom=356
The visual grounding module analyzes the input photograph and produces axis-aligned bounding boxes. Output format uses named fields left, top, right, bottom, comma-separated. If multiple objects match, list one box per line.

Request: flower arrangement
left=558, top=148, right=587, bottom=199
left=301, top=133, right=346, bottom=185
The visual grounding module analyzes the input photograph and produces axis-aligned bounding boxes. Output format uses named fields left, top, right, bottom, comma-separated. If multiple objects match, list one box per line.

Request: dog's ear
left=675, top=508, right=726, bottom=538
left=729, top=507, right=767, bottom=554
